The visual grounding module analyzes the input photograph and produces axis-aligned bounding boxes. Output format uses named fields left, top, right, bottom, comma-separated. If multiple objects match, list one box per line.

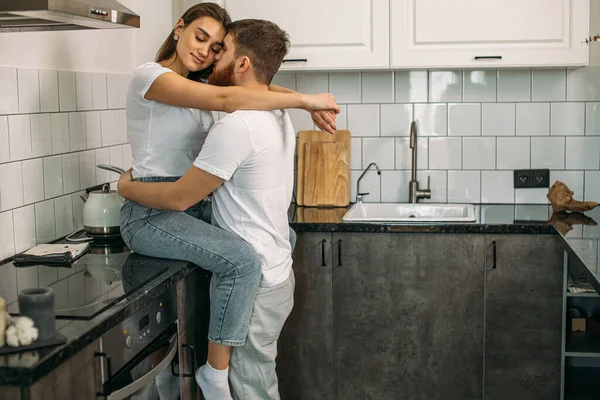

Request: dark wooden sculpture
left=547, top=181, right=598, bottom=213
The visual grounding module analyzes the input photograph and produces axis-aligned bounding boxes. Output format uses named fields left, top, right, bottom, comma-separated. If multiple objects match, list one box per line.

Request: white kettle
left=80, top=165, right=125, bottom=237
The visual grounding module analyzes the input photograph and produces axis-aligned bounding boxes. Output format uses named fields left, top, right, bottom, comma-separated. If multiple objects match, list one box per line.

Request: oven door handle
left=106, top=333, right=178, bottom=400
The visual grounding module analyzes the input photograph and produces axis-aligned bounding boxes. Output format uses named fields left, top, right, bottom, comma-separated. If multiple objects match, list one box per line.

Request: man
left=118, top=19, right=301, bottom=399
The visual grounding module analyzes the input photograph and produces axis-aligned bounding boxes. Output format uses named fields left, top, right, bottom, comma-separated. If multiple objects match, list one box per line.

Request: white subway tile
left=39, top=69, right=59, bottom=112
left=58, top=71, right=77, bottom=111
left=531, top=137, right=565, bottom=169
left=335, top=105, right=347, bottom=131
left=396, top=137, right=428, bottom=170
left=22, top=158, right=44, bottom=205
left=497, top=70, right=531, bottom=102
left=13, top=205, right=36, bottom=254
left=30, top=114, right=52, bottom=157
left=586, top=102, right=600, bottom=136
left=75, top=72, right=93, bottom=111
left=347, top=104, right=379, bottom=137
left=50, top=113, right=70, bottom=154
left=448, top=103, right=481, bottom=136
left=429, top=71, right=462, bottom=102
left=380, top=104, right=412, bottom=137
left=362, top=138, right=394, bottom=169
left=417, top=170, right=446, bottom=203
left=54, top=195, right=73, bottom=237
left=551, top=171, right=584, bottom=197
left=532, top=69, right=566, bottom=102
left=381, top=170, right=411, bottom=202
left=287, top=109, right=314, bottom=134
left=515, top=189, right=549, bottom=204
left=448, top=170, right=481, bottom=203
left=0, top=162, right=23, bottom=211
left=62, top=153, right=81, bottom=194
left=516, top=103, right=550, bottom=136
left=351, top=138, right=362, bottom=170
left=329, top=72, right=361, bottom=104
left=566, top=137, right=600, bottom=170
left=514, top=205, right=551, bottom=221
left=296, top=72, right=328, bottom=94
left=95, top=148, right=110, bottom=184
left=16, top=263, right=40, bottom=291
left=92, top=73, right=108, bottom=110
left=17, top=68, right=40, bottom=113
left=0, top=258, right=17, bottom=302
left=121, top=144, right=133, bottom=170
left=38, top=263, right=58, bottom=287
left=68, top=112, right=86, bottom=151
left=79, top=150, right=96, bottom=189
left=481, top=171, right=514, bottom=203
left=115, top=110, right=127, bottom=145
left=8, top=115, right=31, bottom=161
left=0, top=117, right=8, bottom=163
left=0, top=68, right=18, bottom=114
left=463, top=137, right=495, bottom=170
left=584, top=171, right=600, bottom=202
left=395, top=71, right=428, bottom=103
left=35, top=199, right=56, bottom=243
left=350, top=169, right=380, bottom=202
left=567, top=68, right=600, bottom=101
left=497, top=137, right=530, bottom=170
left=0, top=211, right=15, bottom=260
left=429, top=137, right=462, bottom=170
left=101, top=110, right=119, bottom=146
left=270, top=72, right=296, bottom=91
left=414, top=104, right=447, bottom=136
left=551, top=102, right=585, bottom=136
left=480, top=205, right=515, bottom=223
left=43, top=156, right=63, bottom=199
left=482, top=103, right=515, bottom=136
left=85, top=111, right=102, bottom=148
left=463, top=70, right=496, bottom=102
left=109, top=145, right=123, bottom=170
left=106, top=73, right=130, bottom=109
left=362, top=72, right=394, bottom=103
left=72, top=191, right=85, bottom=230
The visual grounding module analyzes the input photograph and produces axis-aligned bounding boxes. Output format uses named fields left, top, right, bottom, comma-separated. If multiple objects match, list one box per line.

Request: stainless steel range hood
left=0, top=0, right=140, bottom=32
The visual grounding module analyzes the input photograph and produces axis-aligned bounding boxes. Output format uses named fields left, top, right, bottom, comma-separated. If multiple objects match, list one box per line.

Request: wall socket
left=513, top=169, right=550, bottom=188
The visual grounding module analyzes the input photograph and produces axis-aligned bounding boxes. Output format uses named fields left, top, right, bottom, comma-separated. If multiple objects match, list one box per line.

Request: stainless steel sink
left=342, top=203, right=477, bottom=223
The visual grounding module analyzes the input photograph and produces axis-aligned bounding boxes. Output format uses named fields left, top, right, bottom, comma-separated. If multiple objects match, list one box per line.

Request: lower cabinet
left=278, top=232, right=565, bottom=400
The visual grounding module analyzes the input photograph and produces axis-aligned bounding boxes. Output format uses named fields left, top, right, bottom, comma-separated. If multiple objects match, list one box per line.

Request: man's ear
left=238, top=56, right=252, bottom=74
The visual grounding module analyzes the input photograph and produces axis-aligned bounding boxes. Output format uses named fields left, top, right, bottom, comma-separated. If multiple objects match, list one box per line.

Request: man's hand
left=311, top=110, right=337, bottom=135
left=117, top=168, right=133, bottom=198
left=303, top=93, right=340, bottom=115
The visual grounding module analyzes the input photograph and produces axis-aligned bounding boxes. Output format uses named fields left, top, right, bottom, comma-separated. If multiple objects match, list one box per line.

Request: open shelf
left=566, top=331, right=600, bottom=357
left=565, top=365, right=600, bottom=400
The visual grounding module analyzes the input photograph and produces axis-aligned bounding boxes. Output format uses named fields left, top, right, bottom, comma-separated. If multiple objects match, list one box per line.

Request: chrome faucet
left=409, top=121, right=431, bottom=203
left=356, top=162, right=381, bottom=204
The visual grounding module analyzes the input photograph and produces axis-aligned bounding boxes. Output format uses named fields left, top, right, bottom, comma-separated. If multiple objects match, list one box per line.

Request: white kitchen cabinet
left=209, top=0, right=389, bottom=70
left=391, top=0, right=590, bottom=68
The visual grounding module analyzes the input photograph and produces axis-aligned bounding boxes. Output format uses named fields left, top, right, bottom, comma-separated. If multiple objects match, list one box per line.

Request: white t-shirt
left=127, top=62, right=214, bottom=178
left=193, top=110, right=295, bottom=287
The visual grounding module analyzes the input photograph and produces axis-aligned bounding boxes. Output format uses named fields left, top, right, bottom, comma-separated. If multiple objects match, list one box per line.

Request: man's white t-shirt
left=193, top=109, right=295, bottom=287
left=127, top=62, right=214, bottom=178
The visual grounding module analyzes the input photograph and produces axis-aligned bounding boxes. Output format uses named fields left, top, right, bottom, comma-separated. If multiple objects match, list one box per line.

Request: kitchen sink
left=342, top=203, right=477, bottom=223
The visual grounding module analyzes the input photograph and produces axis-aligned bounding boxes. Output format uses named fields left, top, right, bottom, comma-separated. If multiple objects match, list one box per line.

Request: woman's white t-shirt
left=126, top=62, right=214, bottom=178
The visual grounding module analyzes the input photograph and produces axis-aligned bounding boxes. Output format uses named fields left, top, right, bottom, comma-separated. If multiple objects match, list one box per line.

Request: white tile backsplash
left=0, top=68, right=19, bottom=115
left=31, top=114, right=52, bottom=158
left=22, top=158, right=44, bottom=205
left=43, top=156, right=63, bottom=199
left=85, top=111, right=102, bottom=148
left=62, top=153, right=81, bottom=194
left=92, top=73, right=108, bottom=110
left=8, top=115, right=32, bottom=161
left=351, top=138, right=362, bottom=170
left=76, top=72, right=93, bottom=111
left=567, top=68, right=600, bottom=101
left=13, top=205, right=36, bottom=254
left=417, top=170, right=447, bottom=203
left=381, top=170, right=411, bottom=202
left=531, top=137, right=565, bottom=170
left=69, top=112, right=87, bottom=151
left=350, top=169, right=380, bottom=202
left=0, top=211, right=15, bottom=261
left=394, top=71, right=428, bottom=103
left=566, top=137, right=600, bottom=170
left=296, top=72, right=328, bottom=95
left=516, top=103, right=550, bottom=136
left=362, top=138, right=394, bottom=169
left=54, top=195, right=74, bottom=237
left=58, top=71, right=77, bottom=112
left=380, top=104, right=412, bottom=137
left=481, top=171, right=514, bottom=203
left=463, top=137, right=495, bottom=170
left=414, top=104, right=447, bottom=136
left=551, top=103, right=585, bottom=136
left=497, top=137, right=530, bottom=170
left=329, top=72, right=361, bottom=104
left=482, top=103, right=515, bottom=136
left=0, top=117, right=9, bottom=163
left=396, top=137, right=428, bottom=170
left=584, top=171, right=600, bottom=202
left=531, top=69, right=566, bottom=102
left=35, top=199, right=55, bottom=244
left=429, top=71, right=462, bottom=103
left=79, top=150, right=96, bottom=189
left=448, top=171, right=481, bottom=203
left=348, top=105, right=379, bottom=137
left=0, top=162, right=24, bottom=211
left=39, top=69, right=59, bottom=113
left=497, top=70, right=531, bottom=102
left=448, top=103, right=481, bottom=136
left=361, top=72, right=394, bottom=103
left=17, top=69, right=40, bottom=114
left=429, top=137, right=462, bottom=170
left=462, top=70, right=496, bottom=102
left=51, top=113, right=70, bottom=154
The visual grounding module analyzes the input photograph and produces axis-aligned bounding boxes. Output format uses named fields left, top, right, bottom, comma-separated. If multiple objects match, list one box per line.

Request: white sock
left=155, top=366, right=180, bottom=400
left=195, top=362, right=232, bottom=400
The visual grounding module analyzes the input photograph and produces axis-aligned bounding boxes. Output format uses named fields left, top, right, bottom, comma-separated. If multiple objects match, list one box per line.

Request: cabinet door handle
left=321, top=239, right=327, bottom=266
left=171, top=343, right=195, bottom=378
left=338, top=239, right=343, bottom=267
left=94, top=352, right=112, bottom=398
left=492, top=240, right=497, bottom=269
left=282, top=58, right=308, bottom=63
left=474, top=55, right=502, bottom=60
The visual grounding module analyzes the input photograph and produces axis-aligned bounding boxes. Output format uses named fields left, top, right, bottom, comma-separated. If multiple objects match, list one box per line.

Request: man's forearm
left=120, top=181, right=181, bottom=211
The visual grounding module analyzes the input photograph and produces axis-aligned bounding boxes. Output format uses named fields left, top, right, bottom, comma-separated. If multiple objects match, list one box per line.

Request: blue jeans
left=119, top=177, right=262, bottom=346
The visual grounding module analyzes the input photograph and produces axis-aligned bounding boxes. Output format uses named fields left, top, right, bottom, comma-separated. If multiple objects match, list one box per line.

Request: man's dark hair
left=227, top=19, right=290, bottom=85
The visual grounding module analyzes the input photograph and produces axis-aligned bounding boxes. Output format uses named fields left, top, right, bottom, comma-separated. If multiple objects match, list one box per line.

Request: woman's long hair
left=156, top=3, right=231, bottom=81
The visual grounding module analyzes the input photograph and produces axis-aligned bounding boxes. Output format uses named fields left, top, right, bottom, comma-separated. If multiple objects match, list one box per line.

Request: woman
left=120, top=3, right=339, bottom=399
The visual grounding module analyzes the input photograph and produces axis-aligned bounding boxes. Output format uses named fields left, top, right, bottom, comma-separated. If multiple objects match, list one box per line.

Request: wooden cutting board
left=297, top=130, right=350, bottom=207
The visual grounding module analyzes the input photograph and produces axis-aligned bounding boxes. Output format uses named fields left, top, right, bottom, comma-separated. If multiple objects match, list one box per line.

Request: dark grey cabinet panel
left=484, top=235, right=564, bottom=400
left=332, top=233, right=485, bottom=400
left=278, top=233, right=334, bottom=400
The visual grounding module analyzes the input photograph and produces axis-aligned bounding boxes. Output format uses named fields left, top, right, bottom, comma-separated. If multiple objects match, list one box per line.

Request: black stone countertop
left=0, top=248, right=201, bottom=386
left=289, top=203, right=600, bottom=293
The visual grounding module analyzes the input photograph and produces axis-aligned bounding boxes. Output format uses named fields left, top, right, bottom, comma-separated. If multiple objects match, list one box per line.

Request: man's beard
left=208, top=61, right=235, bottom=87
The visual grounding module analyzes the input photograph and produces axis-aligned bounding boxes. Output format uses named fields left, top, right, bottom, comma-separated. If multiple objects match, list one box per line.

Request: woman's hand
left=303, top=93, right=340, bottom=114
left=117, top=168, right=133, bottom=197
left=311, top=110, right=337, bottom=135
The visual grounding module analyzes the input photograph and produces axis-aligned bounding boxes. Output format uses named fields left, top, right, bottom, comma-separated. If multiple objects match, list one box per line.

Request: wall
left=273, top=67, right=600, bottom=206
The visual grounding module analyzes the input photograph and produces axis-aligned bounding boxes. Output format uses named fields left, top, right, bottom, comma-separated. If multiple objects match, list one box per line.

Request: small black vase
left=18, top=288, right=55, bottom=340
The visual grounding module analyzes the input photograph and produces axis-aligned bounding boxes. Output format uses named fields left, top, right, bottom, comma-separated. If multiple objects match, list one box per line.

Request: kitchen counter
left=0, top=246, right=202, bottom=386
left=289, top=203, right=600, bottom=293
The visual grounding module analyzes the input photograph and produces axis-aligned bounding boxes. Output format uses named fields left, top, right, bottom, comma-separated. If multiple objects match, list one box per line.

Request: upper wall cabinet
left=391, top=0, right=590, bottom=68
left=217, top=0, right=390, bottom=70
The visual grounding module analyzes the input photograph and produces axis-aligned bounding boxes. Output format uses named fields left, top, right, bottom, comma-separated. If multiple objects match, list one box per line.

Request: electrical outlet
left=513, top=169, right=550, bottom=188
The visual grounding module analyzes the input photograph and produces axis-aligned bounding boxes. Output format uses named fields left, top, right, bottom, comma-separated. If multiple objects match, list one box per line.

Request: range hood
left=0, top=0, right=140, bottom=32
